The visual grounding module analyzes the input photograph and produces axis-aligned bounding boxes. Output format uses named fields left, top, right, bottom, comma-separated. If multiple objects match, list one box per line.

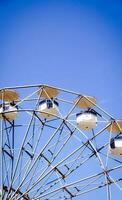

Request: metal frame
left=0, top=84, right=122, bottom=200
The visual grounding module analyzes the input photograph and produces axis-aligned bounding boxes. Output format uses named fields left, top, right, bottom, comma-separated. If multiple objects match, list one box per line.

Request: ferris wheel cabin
left=0, top=103, right=18, bottom=120
left=38, top=99, right=59, bottom=118
left=38, top=86, right=59, bottom=118
left=110, top=137, right=122, bottom=155
left=0, top=89, right=19, bottom=121
left=75, top=95, right=97, bottom=130
left=76, top=110, right=97, bottom=130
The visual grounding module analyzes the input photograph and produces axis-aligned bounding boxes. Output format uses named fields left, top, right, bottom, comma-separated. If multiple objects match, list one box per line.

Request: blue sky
left=0, top=0, right=122, bottom=199
left=0, top=0, right=122, bottom=118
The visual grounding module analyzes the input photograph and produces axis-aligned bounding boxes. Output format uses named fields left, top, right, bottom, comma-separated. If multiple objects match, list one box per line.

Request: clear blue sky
left=0, top=0, right=122, bottom=199
left=0, top=0, right=122, bottom=117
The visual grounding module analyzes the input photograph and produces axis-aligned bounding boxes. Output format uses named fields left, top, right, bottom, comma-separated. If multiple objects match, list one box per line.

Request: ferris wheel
left=0, top=84, right=122, bottom=200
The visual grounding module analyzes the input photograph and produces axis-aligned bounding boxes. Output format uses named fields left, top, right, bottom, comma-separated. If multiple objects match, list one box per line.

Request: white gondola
left=0, top=102, right=18, bottom=120
left=76, top=111, right=97, bottom=130
left=38, top=99, right=59, bottom=118
left=110, top=137, right=122, bottom=155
